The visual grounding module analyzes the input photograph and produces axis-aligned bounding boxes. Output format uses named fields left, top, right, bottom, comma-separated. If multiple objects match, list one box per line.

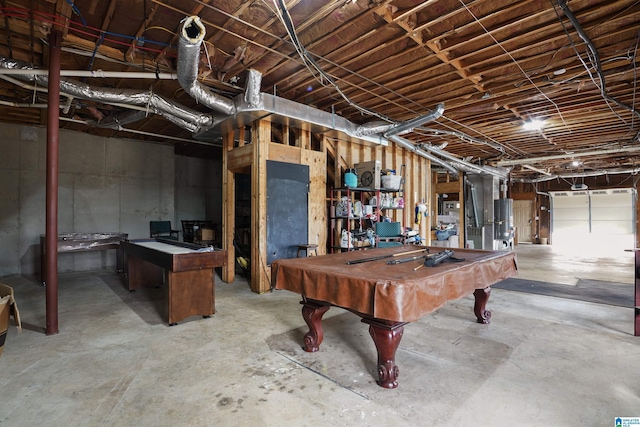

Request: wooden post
left=251, top=120, right=271, bottom=293
left=221, top=130, right=235, bottom=284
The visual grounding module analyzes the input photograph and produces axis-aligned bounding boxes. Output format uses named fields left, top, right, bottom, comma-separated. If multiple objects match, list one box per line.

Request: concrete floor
left=0, top=244, right=638, bottom=426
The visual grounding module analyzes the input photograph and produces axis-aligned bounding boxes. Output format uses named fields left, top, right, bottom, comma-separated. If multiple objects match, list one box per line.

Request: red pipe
left=45, top=30, right=61, bottom=335
left=635, top=251, right=640, bottom=336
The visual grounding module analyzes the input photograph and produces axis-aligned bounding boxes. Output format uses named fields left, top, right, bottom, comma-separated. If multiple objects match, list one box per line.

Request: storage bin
left=381, top=175, right=402, bottom=190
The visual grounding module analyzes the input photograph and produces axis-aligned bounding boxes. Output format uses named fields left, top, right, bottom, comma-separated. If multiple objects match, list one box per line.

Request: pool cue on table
left=387, top=253, right=431, bottom=264
left=346, top=247, right=428, bottom=265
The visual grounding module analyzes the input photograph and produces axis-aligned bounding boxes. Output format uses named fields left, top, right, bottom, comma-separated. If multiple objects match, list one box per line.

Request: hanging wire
left=554, top=0, right=640, bottom=123
left=270, top=0, right=394, bottom=123
left=458, top=0, right=569, bottom=131
left=550, top=0, right=630, bottom=127
left=628, top=29, right=640, bottom=131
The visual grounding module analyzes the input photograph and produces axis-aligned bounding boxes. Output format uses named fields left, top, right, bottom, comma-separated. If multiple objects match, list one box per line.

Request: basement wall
left=175, top=154, right=223, bottom=230
left=0, top=122, right=220, bottom=277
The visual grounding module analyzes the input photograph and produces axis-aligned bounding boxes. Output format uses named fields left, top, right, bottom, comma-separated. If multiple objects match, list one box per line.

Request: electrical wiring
left=270, top=0, right=514, bottom=157
left=0, top=7, right=174, bottom=51
left=550, top=0, right=625, bottom=125
left=458, top=0, right=569, bottom=131
left=270, top=0, right=394, bottom=123
left=166, top=0, right=450, bottom=122
left=628, top=29, right=640, bottom=130
left=415, top=127, right=506, bottom=153
left=555, top=0, right=640, bottom=123
left=142, top=26, right=177, bottom=37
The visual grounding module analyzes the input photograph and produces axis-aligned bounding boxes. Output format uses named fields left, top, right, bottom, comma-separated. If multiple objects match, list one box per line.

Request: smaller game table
left=120, top=238, right=226, bottom=325
left=272, top=246, right=518, bottom=388
left=40, top=232, right=128, bottom=284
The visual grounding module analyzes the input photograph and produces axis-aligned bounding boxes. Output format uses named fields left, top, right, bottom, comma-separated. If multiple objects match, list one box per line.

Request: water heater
left=494, top=198, right=514, bottom=240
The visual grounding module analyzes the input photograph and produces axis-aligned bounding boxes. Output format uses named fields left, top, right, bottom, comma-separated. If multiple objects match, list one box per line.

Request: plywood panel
left=302, top=148, right=327, bottom=255
left=227, top=145, right=254, bottom=172
left=268, top=143, right=302, bottom=164
left=326, top=138, right=433, bottom=245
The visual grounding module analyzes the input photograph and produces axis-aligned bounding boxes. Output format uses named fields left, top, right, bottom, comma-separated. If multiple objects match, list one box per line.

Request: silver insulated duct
left=0, top=57, right=214, bottom=133
left=175, top=16, right=388, bottom=146
left=178, top=16, right=236, bottom=115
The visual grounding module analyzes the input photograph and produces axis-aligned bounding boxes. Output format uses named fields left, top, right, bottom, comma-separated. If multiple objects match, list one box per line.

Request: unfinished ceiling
left=0, top=0, right=639, bottom=182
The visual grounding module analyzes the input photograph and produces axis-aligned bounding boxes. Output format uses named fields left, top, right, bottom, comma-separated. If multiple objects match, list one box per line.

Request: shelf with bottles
left=375, top=189, right=405, bottom=213
left=329, top=187, right=378, bottom=219
left=329, top=187, right=379, bottom=252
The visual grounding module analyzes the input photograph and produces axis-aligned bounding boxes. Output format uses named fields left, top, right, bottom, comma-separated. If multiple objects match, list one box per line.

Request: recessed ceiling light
left=523, top=119, right=544, bottom=131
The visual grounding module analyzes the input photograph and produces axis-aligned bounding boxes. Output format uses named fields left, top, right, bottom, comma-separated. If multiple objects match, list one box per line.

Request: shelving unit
left=329, top=187, right=404, bottom=252
left=329, top=187, right=370, bottom=252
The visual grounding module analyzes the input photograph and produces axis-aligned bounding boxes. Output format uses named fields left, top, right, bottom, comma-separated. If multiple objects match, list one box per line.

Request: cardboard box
left=0, top=283, right=21, bottom=358
left=355, top=160, right=381, bottom=189
left=196, top=228, right=215, bottom=242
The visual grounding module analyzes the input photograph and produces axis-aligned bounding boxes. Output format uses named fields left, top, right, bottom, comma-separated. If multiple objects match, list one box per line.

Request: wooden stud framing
left=221, top=131, right=235, bottom=284
left=252, top=120, right=270, bottom=293
left=221, top=119, right=328, bottom=294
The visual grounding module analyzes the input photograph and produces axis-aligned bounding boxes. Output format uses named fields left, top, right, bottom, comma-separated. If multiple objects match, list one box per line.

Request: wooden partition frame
left=223, top=119, right=326, bottom=293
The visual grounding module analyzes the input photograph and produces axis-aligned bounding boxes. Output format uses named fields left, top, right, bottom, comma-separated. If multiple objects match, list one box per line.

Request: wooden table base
left=299, top=287, right=492, bottom=389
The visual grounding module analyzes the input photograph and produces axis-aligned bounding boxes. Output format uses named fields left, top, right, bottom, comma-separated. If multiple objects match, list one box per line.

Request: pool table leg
left=473, top=287, right=492, bottom=324
left=301, top=299, right=331, bottom=352
left=364, top=319, right=405, bottom=389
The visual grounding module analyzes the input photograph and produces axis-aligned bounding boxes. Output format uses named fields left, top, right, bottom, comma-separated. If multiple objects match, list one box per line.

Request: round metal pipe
left=45, top=30, right=61, bottom=336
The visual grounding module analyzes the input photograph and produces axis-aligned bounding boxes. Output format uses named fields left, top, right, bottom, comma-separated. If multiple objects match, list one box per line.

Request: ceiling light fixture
left=522, top=119, right=544, bottom=131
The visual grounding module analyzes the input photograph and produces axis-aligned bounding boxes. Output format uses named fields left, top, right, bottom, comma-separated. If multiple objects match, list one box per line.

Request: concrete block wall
left=0, top=123, right=219, bottom=277
left=175, top=154, right=222, bottom=233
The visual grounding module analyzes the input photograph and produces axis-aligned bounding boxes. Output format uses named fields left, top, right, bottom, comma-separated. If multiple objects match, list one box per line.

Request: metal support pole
left=45, top=29, right=61, bottom=335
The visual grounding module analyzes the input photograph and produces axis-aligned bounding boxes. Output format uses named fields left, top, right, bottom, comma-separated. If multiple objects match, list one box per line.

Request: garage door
left=550, top=188, right=635, bottom=254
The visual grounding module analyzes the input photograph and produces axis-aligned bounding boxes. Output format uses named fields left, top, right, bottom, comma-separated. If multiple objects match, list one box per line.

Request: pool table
left=120, top=238, right=226, bottom=325
left=271, top=246, right=518, bottom=388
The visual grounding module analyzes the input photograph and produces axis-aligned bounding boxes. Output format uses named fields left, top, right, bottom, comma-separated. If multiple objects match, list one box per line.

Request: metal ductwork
left=0, top=14, right=501, bottom=162
left=388, top=135, right=458, bottom=175
left=352, top=105, right=447, bottom=137
left=513, top=167, right=640, bottom=183
left=178, top=16, right=236, bottom=115
left=176, top=16, right=388, bottom=146
left=356, top=120, right=395, bottom=137
left=90, top=110, right=149, bottom=130
left=384, top=103, right=445, bottom=137
left=419, top=143, right=509, bottom=178
left=420, top=127, right=505, bottom=152
left=0, top=56, right=215, bottom=133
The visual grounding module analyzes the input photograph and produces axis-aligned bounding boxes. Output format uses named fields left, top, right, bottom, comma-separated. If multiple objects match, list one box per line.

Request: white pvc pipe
left=496, top=146, right=640, bottom=166
left=0, top=69, right=177, bottom=79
